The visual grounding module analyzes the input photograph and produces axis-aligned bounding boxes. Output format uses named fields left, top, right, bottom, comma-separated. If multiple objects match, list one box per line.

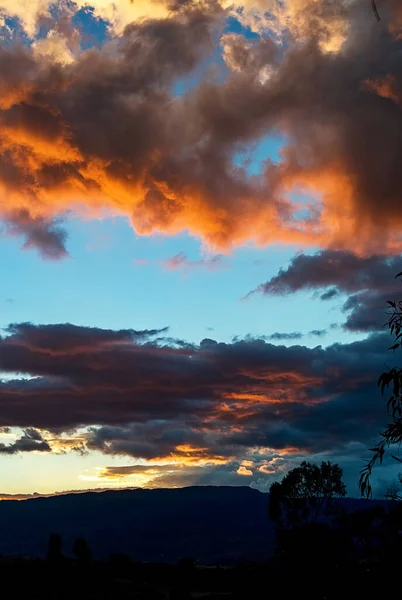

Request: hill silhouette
left=0, top=486, right=385, bottom=563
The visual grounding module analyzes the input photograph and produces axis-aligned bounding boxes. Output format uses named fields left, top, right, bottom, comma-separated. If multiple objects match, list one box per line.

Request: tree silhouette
left=72, top=537, right=92, bottom=565
left=269, top=460, right=346, bottom=530
left=268, top=461, right=346, bottom=564
left=46, top=533, right=63, bottom=564
left=360, top=274, right=402, bottom=498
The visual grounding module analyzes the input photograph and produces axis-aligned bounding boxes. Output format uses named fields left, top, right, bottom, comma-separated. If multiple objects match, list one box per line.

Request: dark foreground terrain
left=0, top=486, right=400, bottom=598
left=0, top=555, right=399, bottom=599
left=0, top=486, right=386, bottom=563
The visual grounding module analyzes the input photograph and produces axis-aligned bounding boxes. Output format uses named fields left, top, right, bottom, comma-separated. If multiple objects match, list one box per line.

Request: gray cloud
left=320, top=288, right=340, bottom=301
left=309, top=329, right=327, bottom=337
left=248, top=250, right=402, bottom=331
left=0, top=428, right=51, bottom=455
left=2, top=210, right=69, bottom=260
left=267, top=332, right=303, bottom=341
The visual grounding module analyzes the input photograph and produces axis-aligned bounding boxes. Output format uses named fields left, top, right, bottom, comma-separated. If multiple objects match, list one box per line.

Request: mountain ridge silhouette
left=0, top=486, right=386, bottom=563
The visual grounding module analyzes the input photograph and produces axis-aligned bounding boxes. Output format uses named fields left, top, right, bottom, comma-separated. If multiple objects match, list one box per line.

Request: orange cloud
left=165, top=445, right=231, bottom=465
left=237, top=465, right=253, bottom=475
left=1, top=1, right=402, bottom=257
left=363, top=76, right=401, bottom=105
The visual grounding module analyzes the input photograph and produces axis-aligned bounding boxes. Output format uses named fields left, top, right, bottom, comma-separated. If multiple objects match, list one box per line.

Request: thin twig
left=372, top=0, right=381, bottom=21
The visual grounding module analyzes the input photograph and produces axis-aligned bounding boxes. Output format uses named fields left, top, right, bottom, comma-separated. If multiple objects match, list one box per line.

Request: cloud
left=96, top=463, right=260, bottom=488
left=266, top=332, right=303, bottom=341
left=320, top=288, right=339, bottom=301
left=0, top=319, right=393, bottom=492
left=248, top=250, right=402, bottom=331
left=237, top=465, right=253, bottom=476
left=0, top=0, right=171, bottom=38
left=0, top=0, right=354, bottom=43
left=96, top=461, right=274, bottom=489
left=1, top=1, right=402, bottom=255
left=133, top=252, right=229, bottom=271
left=4, top=321, right=168, bottom=353
left=248, top=251, right=401, bottom=296
left=98, top=464, right=176, bottom=478
left=162, top=252, right=229, bottom=271
left=93, top=463, right=247, bottom=489
left=309, top=329, right=327, bottom=337
left=85, top=422, right=231, bottom=463
left=1, top=209, right=69, bottom=260
left=0, top=427, right=51, bottom=454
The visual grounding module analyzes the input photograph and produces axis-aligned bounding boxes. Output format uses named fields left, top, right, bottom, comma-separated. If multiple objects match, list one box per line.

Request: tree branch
left=372, top=0, right=381, bottom=21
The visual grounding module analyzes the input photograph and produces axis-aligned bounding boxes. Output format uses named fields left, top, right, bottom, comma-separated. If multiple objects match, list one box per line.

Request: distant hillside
left=0, top=486, right=386, bottom=564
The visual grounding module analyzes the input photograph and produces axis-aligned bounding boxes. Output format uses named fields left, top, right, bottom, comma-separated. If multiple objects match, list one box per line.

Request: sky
left=0, top=0, right=402, bottom=499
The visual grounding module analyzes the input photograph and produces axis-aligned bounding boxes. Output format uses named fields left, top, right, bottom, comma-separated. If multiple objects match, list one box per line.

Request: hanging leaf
left=371, top=1, right=380, bottom=21
left=361, top=272, right=402, bottom=497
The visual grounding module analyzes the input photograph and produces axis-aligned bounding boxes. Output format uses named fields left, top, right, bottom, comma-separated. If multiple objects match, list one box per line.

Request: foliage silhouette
left=372, top=0, right=380, bottom=21
left=360, top=274, right=402, bottom=498
left=268, top=460, right=346, bottom=530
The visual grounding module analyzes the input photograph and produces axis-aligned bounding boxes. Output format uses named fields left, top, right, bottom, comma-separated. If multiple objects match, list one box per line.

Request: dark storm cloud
left=4, top=322, right=168, bottom=352
left=249, top=251, right=402, bottom=296
left=86, top=422, right=218, bottom=460
left=0, top=428, right=51, bottom=454
left=0, top=320, right=392, bottom=466
left=248, top=250, right=402, bottom=331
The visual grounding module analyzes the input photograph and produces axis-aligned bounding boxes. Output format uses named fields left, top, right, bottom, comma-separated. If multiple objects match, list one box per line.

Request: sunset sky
left=0, top=0, right=402, bottom=498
